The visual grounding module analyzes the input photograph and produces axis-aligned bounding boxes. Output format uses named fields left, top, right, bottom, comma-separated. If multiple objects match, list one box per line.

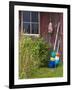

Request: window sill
left=23, top=34, right=40, bottom=37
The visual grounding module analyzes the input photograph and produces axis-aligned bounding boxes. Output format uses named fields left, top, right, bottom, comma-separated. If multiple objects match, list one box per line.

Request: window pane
left=32, top=24, right=38, bottom=34
left=23, top=23, right=30, bottom=33
left=31, top=12, right=38, bottom=22
left=23, top=11, right=30, bottom=22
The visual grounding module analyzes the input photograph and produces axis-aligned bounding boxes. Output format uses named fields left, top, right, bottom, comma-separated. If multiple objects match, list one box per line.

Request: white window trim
left=21, top=12, right=40, bottom=36
left=23, top=34, right=40, bottom=37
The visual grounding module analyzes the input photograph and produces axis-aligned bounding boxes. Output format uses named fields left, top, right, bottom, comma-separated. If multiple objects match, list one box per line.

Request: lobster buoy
left=55, top=56, right=60, bottom=65
left=51, top=51, right=56, bottom=58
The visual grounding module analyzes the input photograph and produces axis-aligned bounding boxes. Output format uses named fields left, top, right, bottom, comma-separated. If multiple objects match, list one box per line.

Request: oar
left=54, top=22, right=60, bottom=51
left=54, top=39, right=60, bottom=69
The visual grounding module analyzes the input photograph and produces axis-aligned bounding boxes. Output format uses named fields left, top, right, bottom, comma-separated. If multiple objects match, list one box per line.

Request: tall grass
left=19, top=35, right=51, bottom=79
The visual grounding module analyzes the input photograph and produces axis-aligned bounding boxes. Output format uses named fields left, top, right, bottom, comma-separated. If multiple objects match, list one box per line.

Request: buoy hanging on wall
left=48, top=21, right=53, bottom=33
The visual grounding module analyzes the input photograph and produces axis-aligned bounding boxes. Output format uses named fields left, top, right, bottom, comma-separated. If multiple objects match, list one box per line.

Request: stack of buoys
left=48, top=51, right=60, bottom=68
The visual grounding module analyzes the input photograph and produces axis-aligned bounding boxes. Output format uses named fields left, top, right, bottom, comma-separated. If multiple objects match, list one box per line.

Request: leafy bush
left=19, top=35, right=51, bottom=79
left=34, top=37, right=50, bottom=67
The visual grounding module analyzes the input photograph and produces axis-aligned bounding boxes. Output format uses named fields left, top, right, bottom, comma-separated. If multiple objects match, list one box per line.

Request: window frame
left=21, top=11, right=40, bottom=36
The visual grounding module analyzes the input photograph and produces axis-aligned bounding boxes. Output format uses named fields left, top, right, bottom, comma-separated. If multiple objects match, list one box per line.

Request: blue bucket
left=48, top=61, right=55, bottom=68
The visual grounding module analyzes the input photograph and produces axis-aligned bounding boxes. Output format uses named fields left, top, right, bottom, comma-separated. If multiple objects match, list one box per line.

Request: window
left=22, top=11, right=40, bottom=35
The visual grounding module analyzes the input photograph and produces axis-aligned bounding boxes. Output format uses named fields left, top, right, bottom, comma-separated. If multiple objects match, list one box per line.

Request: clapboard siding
left=40, top=12, right=63, bottom=53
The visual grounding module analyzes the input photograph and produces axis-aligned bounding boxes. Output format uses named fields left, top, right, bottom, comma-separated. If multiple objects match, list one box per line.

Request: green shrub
left=19, top=35, right=51, bottom=79
left=36, top=37, right=51, bottom=67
